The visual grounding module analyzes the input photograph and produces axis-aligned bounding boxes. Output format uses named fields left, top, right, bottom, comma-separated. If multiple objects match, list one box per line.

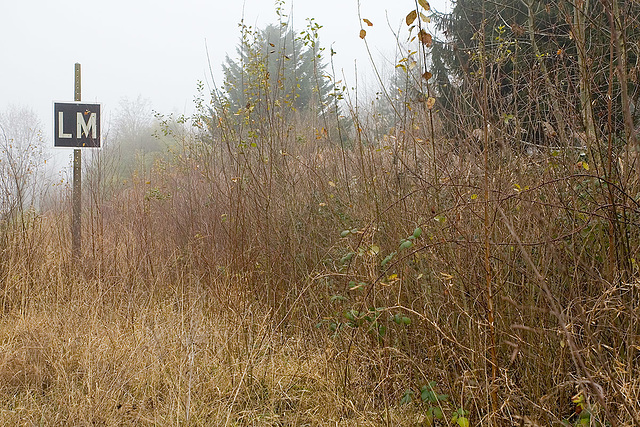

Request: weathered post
left=54, top=64, right=100, bottom=262
left=72, top=63, right=82, bottom=262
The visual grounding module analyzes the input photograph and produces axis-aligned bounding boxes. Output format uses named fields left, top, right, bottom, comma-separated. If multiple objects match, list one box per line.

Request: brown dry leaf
left=418, top=30, right=433, bottom=47
left=418, top=0, right=430, bottom=10
left=359, top=29, right=367, bottom=39
left=363, top=18, right=373, bottom=27
left=426, top=97, right=436, bottom=109
left=422, top=71, right=433, bottom=81
left=406, top=10, right=417, bottom=26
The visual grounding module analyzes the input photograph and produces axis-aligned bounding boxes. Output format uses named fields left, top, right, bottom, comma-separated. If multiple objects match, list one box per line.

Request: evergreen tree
left=221, top=23, right=330, bottom=121
left=430, top=0, right=640, bottom=148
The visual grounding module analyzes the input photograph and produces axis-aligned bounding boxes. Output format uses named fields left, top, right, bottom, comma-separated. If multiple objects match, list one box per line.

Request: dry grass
left=0, top=269, right=374, bottom=425
left=0, top=116, right=637, bottom=425
left=1, top=39, right=640, bottom=424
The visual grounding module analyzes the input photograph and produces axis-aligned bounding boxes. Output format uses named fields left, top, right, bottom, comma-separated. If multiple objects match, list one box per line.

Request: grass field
left=0, top=110, right=638, bottom=425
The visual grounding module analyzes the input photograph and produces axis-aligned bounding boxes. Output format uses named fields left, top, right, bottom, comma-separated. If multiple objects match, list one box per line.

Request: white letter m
left=77, top=111, right=97, bottom=138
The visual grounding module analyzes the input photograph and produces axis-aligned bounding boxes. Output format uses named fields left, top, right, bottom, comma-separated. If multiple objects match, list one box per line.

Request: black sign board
left=54, top=102, right=101, bottom=148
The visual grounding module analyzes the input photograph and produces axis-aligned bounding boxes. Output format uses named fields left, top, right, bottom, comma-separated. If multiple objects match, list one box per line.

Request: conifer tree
left=221, top=23, right=330, bottom=121
left=430, top=0, right=640, bottom=147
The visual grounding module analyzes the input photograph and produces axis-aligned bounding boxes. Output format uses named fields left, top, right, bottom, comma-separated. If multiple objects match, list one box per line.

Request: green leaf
left=340, top=230, right=351, bottom=237
left=457, top=417, right=470, bottom=427
left=412, top=227, right=423, bottom=238
left=340, top=252, right=354, bottom=263
left=381, top=252, right=396, bottom=267
left=433, top=406, right=444, bottom=419
left=400, top=240, right=413, bottom=250
left=421, top=386, right=436, bottom=403
left=400, top=389, right=413, bottom=405
left=578, top=409, right=591, bottom=421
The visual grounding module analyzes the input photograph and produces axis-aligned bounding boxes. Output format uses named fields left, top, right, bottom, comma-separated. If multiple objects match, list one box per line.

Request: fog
left=1, top=0, right=448, bottom=164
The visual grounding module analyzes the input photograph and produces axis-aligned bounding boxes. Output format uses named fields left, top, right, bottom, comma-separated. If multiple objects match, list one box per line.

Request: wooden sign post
left=73, top=63, right=81, bottom=261
left=53, top=63, right=101, bottom=262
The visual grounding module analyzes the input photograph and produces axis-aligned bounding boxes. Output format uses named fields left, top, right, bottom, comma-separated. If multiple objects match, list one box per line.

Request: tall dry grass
left=1, top=11, right=640, bottom=425
left=0, top=92, right=637, bottom=425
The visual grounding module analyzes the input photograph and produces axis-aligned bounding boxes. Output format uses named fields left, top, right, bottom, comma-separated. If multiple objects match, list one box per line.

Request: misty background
left=1, top=0, right=448, bottom=171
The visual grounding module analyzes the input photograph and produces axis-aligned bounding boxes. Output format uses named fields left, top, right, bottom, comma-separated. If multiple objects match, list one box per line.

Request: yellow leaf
left=426, top=97, right=436, bottom=109
left=577, top=161, right=589, bottom=170
left=388, top=273, right=398, bottom=280
left=471, top=194, right=478, bottom=200
left=359, top=29, right=366, bottom=39
left=420, top=12, right=431, bottom=23
left=363, top=18, right=373, bottom=26
left=406, top=10, right=417, bottom=26
left=418, top=0, right=431, bottom=10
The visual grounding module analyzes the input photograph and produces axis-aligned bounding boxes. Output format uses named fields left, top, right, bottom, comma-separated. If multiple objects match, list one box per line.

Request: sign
left=54, top=102, right=101, bottom=148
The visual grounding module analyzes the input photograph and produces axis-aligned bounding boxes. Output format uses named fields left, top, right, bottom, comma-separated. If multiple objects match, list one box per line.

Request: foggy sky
left=0, top=0, right=448, bottom=149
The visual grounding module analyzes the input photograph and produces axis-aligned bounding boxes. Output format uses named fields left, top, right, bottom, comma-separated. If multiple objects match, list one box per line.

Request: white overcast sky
left=0, top=0, right=448, bottom=144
